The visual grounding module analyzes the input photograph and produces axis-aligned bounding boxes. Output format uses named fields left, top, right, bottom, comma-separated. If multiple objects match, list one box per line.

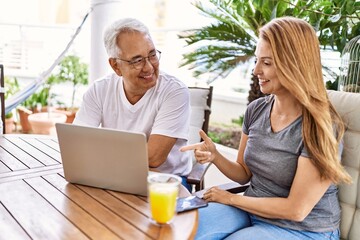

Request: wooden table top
left=0, top=134, right=198, bottom=240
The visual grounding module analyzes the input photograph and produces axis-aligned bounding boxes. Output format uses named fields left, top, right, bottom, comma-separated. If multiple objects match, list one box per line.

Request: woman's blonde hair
left=259, top=17, right=351, bottom=184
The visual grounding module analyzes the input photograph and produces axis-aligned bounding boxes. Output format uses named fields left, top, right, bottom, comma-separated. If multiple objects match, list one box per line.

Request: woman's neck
left=272, top=94, right=302, bottom=117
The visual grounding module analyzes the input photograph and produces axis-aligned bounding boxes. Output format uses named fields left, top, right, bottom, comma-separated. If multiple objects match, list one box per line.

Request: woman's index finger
left=179, top=142, right=202, bottom=152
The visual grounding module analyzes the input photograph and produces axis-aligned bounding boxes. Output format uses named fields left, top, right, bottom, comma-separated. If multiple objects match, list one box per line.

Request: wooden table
left=0, top=134, right=198, bottom=240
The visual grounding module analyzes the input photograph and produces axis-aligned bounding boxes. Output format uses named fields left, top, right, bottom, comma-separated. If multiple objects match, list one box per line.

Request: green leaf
left=329, top=14, right=341, bottom=22
left=179, top=0, right=360, bottom=83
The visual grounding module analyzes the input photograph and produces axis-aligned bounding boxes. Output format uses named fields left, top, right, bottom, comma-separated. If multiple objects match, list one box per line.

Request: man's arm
left=147, top=79, right=190, bottom=168
left=147, top=134, right=177, bottom=167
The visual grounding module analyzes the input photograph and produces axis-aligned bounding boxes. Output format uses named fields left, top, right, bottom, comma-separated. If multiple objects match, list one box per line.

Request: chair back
left=0, top=65, right=5, bottom=134
left=188, top=86, right=213, bottom=145
left=187, top=86, right=213, bottom=191
left=328, top=90, right=360, bottom=240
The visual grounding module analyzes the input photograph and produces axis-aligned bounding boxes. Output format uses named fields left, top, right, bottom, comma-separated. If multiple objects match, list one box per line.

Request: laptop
left=55, top=123, right=150, bottom=196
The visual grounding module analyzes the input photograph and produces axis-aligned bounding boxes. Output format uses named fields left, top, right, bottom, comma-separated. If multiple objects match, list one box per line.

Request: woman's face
left=253, top=39, right=285, bottom=95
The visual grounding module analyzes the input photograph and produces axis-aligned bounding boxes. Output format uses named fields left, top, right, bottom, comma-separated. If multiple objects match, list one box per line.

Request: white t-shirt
left=74, top=72, right=192, bottom=176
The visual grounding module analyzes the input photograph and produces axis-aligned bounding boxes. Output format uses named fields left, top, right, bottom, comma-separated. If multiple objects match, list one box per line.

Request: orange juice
left=149, top=185, right=178, bottom=224
left=147, top=173, right=181, bottom=224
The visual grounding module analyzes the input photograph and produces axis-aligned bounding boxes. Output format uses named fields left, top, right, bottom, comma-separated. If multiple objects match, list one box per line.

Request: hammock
left=4, top=9, right=91, bottom=115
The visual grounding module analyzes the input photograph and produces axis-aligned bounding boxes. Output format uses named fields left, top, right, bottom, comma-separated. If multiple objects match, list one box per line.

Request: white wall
left=211, top=93, right=248, bottom=125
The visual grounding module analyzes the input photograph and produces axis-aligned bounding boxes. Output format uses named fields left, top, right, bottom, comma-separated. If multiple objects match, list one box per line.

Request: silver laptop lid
left=55, top=123, right=149, bottom=196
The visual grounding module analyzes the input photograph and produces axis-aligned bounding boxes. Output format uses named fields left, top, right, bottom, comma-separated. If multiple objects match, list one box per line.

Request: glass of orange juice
left=147, top=173, right=181, bottom=224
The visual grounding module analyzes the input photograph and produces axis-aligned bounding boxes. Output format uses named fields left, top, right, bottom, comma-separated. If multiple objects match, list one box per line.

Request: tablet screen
left=176, top=196, right=208, bottom=213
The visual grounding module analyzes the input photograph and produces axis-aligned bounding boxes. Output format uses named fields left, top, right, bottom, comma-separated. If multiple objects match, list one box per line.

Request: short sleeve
left=151, top=84, right=190, bottom=140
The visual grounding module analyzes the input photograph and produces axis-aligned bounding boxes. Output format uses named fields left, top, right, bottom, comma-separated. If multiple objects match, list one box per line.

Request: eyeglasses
left=115, top=50, right=161, bottom=70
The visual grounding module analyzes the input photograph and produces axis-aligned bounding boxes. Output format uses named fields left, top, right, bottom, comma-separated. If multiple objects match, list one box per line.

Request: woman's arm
left=204, top=155, right=332, bottom=221
left=211, top=132, right=251, bottom=184
left=180, top=130, right=252, bottom=185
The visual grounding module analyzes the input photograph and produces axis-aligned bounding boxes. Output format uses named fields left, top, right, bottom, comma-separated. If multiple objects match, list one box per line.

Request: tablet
left=176, top=196, right=208, bottom=213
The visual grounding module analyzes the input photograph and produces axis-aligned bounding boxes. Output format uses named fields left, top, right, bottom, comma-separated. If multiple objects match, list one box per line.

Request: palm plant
left=179, top=0, right=360, bottom=103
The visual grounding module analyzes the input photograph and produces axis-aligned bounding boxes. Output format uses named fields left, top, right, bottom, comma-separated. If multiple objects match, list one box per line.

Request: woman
left=180, top=17, right=351, bottom=240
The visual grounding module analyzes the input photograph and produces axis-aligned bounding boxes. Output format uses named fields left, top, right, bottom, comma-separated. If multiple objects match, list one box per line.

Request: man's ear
left=109, top=58, right=122, bottom=76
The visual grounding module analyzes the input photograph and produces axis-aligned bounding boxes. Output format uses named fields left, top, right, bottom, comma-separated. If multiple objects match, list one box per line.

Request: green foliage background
left=179, top=0, right=360, bottom=83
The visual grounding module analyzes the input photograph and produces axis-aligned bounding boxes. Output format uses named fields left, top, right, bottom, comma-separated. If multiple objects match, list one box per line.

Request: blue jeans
left=180, top=176, right=192, bottom=193
left=195, top=203, right=340, bottom=240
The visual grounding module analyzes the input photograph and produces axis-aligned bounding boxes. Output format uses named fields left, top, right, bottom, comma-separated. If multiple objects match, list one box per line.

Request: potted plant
left=24, top=85, right=67, bottom=135
left=17, top=83, right=64, bottom=133
left=17, top=55, right=88, bottom=134
left=50, top=54, right=89, bottom=122
left=17, top=56, right=88, bottom=133
left=4, top=112, right=15, bottom=133
left=4, top=76, right=21, bottom=133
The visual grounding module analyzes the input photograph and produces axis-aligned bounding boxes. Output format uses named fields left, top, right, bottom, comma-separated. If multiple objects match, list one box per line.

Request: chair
left=328, top=90, right=360, bottom=240
left=0, top=64, right=5, bottom=134
left=187, top=86, right=213, bottom=192
left=200, top=90, right=360, bottom=240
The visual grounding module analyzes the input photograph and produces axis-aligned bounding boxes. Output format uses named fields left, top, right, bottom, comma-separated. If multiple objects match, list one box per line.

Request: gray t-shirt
left=242, top=96, right=340, bottom=232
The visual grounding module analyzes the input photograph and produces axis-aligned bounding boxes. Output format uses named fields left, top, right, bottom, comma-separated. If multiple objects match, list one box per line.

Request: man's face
left=110, top=31, right=160, bottom=96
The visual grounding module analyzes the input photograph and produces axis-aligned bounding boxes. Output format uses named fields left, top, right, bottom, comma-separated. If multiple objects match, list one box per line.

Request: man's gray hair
left=103, top=18, right=150, bottom=58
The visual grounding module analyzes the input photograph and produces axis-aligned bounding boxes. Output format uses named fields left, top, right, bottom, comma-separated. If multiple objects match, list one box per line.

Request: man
left=74, top=18, right=192, bottom=190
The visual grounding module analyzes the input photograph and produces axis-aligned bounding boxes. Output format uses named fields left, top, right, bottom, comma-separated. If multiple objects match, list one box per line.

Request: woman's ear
left=109, top=58, right=122, bottom=76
